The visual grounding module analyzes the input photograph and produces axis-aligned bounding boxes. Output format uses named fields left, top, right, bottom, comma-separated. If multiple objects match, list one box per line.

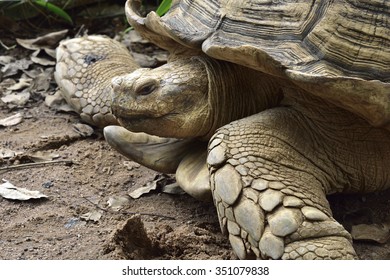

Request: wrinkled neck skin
left=199, top=56, right=282, bottom=140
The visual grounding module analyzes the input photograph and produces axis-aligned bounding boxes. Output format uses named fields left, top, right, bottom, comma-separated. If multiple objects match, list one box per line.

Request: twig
left=0, top=160, right=75, bottom=173
left=0, top=40, right=16, bottom=50
left=82, top=196, right=175, bottom=221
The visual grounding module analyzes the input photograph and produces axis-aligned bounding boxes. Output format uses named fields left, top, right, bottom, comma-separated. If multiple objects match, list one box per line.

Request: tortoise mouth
left=114, top=108, right=175, bottom=132
left=112, top=103, right=153, bottom=120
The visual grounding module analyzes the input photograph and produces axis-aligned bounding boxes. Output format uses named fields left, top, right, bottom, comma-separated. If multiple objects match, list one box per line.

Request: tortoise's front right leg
left=207, top=108, right=360, bottom=260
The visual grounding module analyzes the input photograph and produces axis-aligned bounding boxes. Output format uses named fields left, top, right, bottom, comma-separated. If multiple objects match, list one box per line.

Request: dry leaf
left=351, top=223, right=390, bottom=244
left=1, top=58, right=33, bottom=77
left=29, top=67, right=54, bottom=93
left=0, top=113, right=23, bottom=127
left=45, top=90, right=75, bottom=112
left=0, top=55, right=13, bottom=65
left=31, top=49, right=55, bottom=66
left=16, top=29, right=68, bottom=50
left=7, top=77, right=32, bottom=91
left=73, top=123, right=94, bottom=137
left=107, top=196, right=130, bottom=211
left=80, top=210, right=103, bottom=222
left=0, top=148, right=19, bottom=159
left=129, top=174, right=174, bottom=199
left=0, top=180, right=48, bottom=200
left=44, top=48, right=57, bottom=59
left=129, top=182, right=158, bottom=199
left=1, top=92, right=30, bottom=107
left=162, top=182, right=186, bottom=195
left=28, top=151, right=60, bottom=162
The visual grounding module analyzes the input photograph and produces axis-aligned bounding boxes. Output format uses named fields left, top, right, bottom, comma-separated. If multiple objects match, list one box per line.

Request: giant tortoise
left=56, top=0, right=390, bottom=259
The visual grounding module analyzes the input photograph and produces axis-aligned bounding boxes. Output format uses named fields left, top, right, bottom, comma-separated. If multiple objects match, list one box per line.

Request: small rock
left=42, top=181, right=54, bottom=189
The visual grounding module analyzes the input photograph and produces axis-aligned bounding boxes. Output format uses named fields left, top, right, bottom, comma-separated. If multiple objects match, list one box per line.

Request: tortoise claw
left=103, top=125, right=194, bottom=174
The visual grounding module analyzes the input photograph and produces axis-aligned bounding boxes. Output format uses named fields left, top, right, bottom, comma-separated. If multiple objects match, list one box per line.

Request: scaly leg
left=208, top=105, right=390, bottom=259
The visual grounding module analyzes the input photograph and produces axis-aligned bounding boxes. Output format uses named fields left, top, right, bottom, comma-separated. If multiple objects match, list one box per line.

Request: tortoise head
left=111, top=56, right=213, bottom=139
left=111, top=55, right=281, bottom=140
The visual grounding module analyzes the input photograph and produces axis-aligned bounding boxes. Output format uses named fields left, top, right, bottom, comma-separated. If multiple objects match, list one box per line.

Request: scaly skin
left=55, top=35, right=139, bottom=127
left=207, top=90, right=390, bottom=259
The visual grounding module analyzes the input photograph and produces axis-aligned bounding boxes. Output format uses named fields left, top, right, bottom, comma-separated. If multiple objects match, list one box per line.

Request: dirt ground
left=1, top=15, right=390, bottom=260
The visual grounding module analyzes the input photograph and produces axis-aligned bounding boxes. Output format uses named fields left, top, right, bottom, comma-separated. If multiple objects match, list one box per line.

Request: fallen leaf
left=162, top=182, right=186, bottom=195
left=129, top=174, right=175, bottom=199
left=129, top=181, right=158, bottom=199
left=351, top=223, right=390, bottom=244
left=107, top=196, right=130, bottom=211
left=0, top=180, right=48, bottom=200
left=31, top=49, right=55, bottom=66
left=29, top=67, right=54, bottom=93
left=44, top=48, right=56, bottom=59
left=1, top=58, right=33, bottom=77
left=0, top=55, right=13, bottom=65
left=16, top=29, right=68, bottom=50
left=28, top=151, right=60, bottom=162
left=7, top=77, right=32, bottom=91
left=73, top=123, right=94, bottom=137
left=1, top=92, right=30, bottom=107
left=0, top=78, right=16, bottom=93
left=0, top=113, right=23, bottom=127
left=80, top=210, right=103, bottom=222
left=45, top=90, right=75, bottom=112
left=0, top=148, right=17, bottom=159
left=0, top=148, right=15, bottom=159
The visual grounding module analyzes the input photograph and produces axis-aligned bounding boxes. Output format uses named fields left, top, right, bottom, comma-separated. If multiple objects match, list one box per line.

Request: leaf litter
left=80, top=210, right=103, bottom=222
left=0, top=113, right=23, bottom=127
left=0, top=180, right=48, bottom=201
left=128, top=174, right=177, bottom=199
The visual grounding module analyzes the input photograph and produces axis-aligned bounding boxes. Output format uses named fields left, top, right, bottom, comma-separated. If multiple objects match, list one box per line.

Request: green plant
left=125, top=0, right=172, bottom=32
left=33, top=0, right=73, bottom=24
left=0, top=0, right=73, bottom=24
left=155, top=0, right=171, bottom=16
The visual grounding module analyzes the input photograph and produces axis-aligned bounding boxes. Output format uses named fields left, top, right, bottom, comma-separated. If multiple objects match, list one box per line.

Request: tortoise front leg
left=207, top=108, right=364, bottom=259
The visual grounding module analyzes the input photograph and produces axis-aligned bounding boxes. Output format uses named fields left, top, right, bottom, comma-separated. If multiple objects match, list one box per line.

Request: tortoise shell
left=126, top=0, right=390, bottom=128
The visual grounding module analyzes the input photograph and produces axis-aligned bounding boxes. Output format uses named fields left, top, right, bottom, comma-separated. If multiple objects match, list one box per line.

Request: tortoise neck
left=200, top=57, right=282, bottom=140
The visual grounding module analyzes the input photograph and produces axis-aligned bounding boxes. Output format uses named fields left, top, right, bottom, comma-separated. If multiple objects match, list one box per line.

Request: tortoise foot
left=207, top=111, right=359, bottom=260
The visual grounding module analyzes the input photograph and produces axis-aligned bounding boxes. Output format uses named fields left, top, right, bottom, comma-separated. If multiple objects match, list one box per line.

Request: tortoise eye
left=136, top=83, right=156, bottom=96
